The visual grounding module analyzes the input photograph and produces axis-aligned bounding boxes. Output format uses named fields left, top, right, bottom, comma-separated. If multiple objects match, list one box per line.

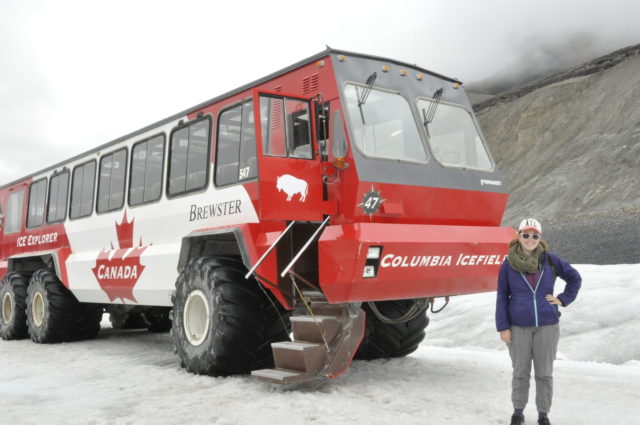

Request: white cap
left=518, top=218, right=542, bottom=233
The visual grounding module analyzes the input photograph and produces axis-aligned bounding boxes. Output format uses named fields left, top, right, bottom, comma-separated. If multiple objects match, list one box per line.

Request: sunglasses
left=520, top=233, right=540, bottom=240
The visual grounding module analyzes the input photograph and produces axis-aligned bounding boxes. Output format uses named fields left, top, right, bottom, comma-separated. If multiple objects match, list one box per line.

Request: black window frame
left=166, top=115, right=212, bottom=198
left=128, top=133, right=166, bottom=207
left=46, top=170, right=70, bottom=224
left=315, top=100, right=330, bottom=161
left=259, top=94, right=315, bottom=160
left=69, top=160, right=97, bottom=220
left=26, top=177, right=48, bottom=229
left=96, top=147, right=128, bottom=214
left=215, top=100, right=258, bottom=187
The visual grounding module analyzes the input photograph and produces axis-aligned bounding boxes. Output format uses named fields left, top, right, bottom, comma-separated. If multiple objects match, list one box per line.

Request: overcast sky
left=2, top=0, right=640, bottom=185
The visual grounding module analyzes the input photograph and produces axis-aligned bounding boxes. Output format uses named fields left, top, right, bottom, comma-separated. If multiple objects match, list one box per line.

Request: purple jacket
left=495, top=251, right=581, bottom=331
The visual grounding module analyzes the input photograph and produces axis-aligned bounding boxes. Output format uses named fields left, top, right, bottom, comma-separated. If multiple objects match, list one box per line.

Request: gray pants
left=508, top=324, right=560, bottom=413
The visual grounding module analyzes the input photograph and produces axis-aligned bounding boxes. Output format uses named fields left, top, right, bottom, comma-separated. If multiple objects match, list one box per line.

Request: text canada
left=96, top=264, right=140, bottom=280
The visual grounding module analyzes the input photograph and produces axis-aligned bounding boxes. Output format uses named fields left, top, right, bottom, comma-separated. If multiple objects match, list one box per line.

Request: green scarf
left=508, top=241, right=544, bottom=274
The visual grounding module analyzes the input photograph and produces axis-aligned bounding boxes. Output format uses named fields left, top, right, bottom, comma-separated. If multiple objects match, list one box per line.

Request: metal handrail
left=244, top=220, right=297, bottom=279
left=280, top=216, right=330, bottom=278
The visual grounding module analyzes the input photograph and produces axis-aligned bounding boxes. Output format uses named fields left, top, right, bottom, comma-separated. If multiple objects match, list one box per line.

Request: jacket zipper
left=519, top=269, right=545, bottom=327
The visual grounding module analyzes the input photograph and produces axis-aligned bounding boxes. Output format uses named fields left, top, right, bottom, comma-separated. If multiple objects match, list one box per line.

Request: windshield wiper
left=357, top=72, right=377, bottom=124
left=421, top=88, right=443, bottom=137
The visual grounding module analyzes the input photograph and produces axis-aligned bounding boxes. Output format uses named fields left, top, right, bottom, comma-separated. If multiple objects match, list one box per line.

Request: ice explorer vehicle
left=0, top=49, right=514, bottom=383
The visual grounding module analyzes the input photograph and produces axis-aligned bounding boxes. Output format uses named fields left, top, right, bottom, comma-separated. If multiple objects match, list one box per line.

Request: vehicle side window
left=70, top=161, right=96, bottom=219
left=97, top=148, right=127, bottom=213
left=239, top=103, right=258, bottom=180
left=215, top=101, right=257, bottom=186
left=260, top=97, right=286, bottom=156
left=47, top=171, right=70, bottom=223
left=4, top=189, right=25, bottom=234
left=129, top=135, right=165, bottom=206
left=286, top=98, right=313, bottom=159
left=259, top=95, right=313, bottom=159
left=168, top=117, right=211, bottom=196
left=27, top=178, right=47, bottom=228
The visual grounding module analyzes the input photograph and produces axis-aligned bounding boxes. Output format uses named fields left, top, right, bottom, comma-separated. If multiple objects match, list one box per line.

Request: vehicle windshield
left=344, top=84, right=427, bottom=163
left=417, top=98, right=493, bottom=170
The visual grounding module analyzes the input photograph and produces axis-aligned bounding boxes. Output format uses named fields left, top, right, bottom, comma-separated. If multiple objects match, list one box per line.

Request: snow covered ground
left=1, top=264, right=639, bottom=425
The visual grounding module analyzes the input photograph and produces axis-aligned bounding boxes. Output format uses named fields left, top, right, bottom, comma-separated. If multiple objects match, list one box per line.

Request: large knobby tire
left=0, top=272, right=30, bottom=340
left=172, top=256, right=290, bottom=376
left=355, top=299, right=429, bottom=360
left=26, top=269, right=103, bottom=343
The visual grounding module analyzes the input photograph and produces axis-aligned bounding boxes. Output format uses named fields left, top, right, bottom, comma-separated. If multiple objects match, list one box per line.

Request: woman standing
left=496, top=218, right=581, bottom=425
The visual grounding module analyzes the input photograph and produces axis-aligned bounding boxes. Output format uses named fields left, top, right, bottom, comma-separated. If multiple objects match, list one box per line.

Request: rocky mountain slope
left=472, top=44, right=640, bottom=264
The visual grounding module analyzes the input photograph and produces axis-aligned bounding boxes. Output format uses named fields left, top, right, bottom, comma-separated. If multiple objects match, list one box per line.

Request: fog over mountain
left=471, top=43, right=640, bottom=264
left=467, top=34, right=628, bottom=98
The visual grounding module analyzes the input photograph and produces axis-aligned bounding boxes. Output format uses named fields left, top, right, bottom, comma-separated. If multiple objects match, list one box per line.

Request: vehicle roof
left=1, top=48, right=461, bottom=189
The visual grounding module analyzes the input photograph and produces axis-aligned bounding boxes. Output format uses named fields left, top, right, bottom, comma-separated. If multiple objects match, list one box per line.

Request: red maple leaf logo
left=91, top=212, right=149, bottom=302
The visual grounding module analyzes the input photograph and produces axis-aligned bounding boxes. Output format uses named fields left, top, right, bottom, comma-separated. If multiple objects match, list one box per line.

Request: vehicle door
left=253, top=90, right=323, bottom=221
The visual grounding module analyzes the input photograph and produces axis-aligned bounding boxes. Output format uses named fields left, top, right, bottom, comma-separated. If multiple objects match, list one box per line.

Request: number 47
left=365, top=196, right=380, bottom=209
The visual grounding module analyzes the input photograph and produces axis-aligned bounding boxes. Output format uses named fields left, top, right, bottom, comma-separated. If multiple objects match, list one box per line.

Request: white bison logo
left=276, top=174, right=308, bottom=202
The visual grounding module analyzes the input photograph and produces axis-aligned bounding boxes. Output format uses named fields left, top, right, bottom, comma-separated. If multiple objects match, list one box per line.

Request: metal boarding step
left=252, top=291, right=365, bottom=384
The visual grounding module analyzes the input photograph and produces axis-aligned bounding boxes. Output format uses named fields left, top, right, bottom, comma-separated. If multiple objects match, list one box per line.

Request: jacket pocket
left=539, top=297, right=560, bottom=321
left=509, top=299, right=530, bottom=326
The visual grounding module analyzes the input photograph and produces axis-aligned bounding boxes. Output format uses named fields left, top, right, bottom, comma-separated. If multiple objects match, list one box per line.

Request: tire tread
left=355, top=299, right=429, bottom=360
left=172, top=256, right=290, bottom=376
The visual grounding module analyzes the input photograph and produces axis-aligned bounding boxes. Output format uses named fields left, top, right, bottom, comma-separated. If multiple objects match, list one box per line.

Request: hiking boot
left=538, top=418, right=551, bottom=425
left=510, top=415, right=524, bottom=425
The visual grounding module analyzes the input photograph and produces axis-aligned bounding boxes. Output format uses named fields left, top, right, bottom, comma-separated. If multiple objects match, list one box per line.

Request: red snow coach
left=0, top=49, right=514, bottom=383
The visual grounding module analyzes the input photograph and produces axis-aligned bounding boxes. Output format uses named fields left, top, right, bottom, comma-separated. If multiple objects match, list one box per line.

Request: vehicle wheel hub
left=2, top=292, right=13, bottom=325
left=32, top=291, right=45, bottom=327
left=183, top=290, right=210, bottom=346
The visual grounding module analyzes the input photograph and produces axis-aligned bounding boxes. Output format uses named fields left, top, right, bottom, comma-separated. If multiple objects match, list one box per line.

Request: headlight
left=367, top=246, right=381, bottom=259
left=362, top=265, right=376, bottom=278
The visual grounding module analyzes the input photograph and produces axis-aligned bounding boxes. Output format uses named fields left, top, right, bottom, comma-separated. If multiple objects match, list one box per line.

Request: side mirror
left=332, top=110, right=347, bottom=157
left=332, top=111, right=349, bottom=169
